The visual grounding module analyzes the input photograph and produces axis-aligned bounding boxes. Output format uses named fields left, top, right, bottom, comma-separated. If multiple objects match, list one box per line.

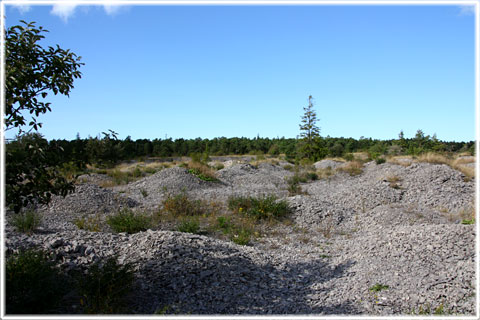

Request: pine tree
left=299, top=95, right=320, bottom=159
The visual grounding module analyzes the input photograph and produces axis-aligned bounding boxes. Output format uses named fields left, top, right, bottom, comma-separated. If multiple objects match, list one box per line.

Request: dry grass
left=384, top=174, right=402, bottom=189
left=387, top=156, right=414, bottom=167
left=352, top=152, right=369, bottom=161
left=416, top=153, right=475, bottom=181
left=337, top=161, right=364, bottom=176
left=316, top=167, right=336, bottom=179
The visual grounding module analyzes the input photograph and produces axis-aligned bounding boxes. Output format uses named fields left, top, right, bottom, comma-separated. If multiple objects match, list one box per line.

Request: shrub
left=76, top=256, right=134, bottom=314
left=74, top=214, right=102, bottom=232
left=177, top=218, right=200, bottom=234
left=161, top=193, right=207, bottom=217
left=6, top=249, right=67, bottom=314
left=106, top=209, right=152, bottom=234
left=11, top=210, right=42, bottom=234
left=228, top=195, right=290, bottom=220
left=186, top=161, right=217, bottom=182
left=375, top=157, right=386, bottom=165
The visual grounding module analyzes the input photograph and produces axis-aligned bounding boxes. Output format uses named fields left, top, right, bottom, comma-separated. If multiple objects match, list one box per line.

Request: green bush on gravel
left=106, top=209, right=152, bottom=234
left=228, top=195, right=290, bottom=220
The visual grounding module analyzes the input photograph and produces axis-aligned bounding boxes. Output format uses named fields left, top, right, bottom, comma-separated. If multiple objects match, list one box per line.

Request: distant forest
left=7, top=130, right=475, bottom=169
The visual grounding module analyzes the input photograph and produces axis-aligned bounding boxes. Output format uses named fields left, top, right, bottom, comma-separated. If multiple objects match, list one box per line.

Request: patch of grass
left=369, top=283, right=389, bottom=292
left=461, top=218, right=475, bottom=225
left=106, top=209, right=152, bottom=234
left=316, top=167, right=335, bottom=179
left=177, top=218, right=200, bottom=234
left=228, top=195, right=290, bottom=221
left=231, top=227, right=252, bottom=245
left=11, top=210, right=42, bottom=234
left=76, top=256, right=134, bottom=314
left=6, top=249, right=67, bottom=314
left=74, top=214, right=102, bottom=232
left=337, top=161, right=364, bottom=176
left=283, top=164, right=294, bottom=171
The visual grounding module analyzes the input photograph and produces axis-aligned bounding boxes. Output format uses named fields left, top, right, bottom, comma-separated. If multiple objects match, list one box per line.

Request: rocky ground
left=4, top=157, right=477, bottom=315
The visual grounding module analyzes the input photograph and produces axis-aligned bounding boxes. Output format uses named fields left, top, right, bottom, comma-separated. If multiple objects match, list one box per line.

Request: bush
left=343, top=153, right=354, bottom=161
left=375, top=157, right=386, bottom=165
left=177, top=218, right=200, bottom=234
left=106, top=209, right=152, bottom=234
left=186, top=161, right=217, bottom=182
left=76, top=256, right=134, bottom=314
left=161, top=193, right=207, bottom=217
left=6, top=249, right=67, bottom=314
left=11, top=210, right=42, bottom=234
left=228, top=195, right=290, bottom=220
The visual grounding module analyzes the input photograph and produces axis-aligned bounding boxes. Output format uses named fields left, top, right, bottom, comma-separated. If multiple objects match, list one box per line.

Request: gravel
left=4, top=159, right=476, bottom=315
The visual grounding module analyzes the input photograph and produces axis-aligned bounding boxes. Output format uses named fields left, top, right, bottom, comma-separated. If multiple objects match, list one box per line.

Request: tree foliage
left=298, top=95, right=320, bottom=159
left=5, top=21, right=84, bottom=212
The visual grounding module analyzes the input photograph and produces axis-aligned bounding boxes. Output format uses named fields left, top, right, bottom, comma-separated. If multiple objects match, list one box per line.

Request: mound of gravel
left=4, top=160, right=476, bottom=316
left=314, top=159, right=345, bottom=170
left=42, top=183, right=138, bottom=216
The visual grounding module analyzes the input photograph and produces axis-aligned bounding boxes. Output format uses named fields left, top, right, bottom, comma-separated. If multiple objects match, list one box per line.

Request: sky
left=3, top=1, right=477, bottom=142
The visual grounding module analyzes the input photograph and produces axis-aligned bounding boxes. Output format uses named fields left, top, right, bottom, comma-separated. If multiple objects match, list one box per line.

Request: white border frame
left=0, top=1, right=478, bottom=320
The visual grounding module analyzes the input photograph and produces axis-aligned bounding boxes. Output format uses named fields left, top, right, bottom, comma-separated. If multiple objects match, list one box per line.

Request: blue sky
left=3, top=2, right=476, bottom=142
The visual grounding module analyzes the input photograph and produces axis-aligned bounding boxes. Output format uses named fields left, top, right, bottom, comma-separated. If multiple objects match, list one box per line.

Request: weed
left=140, top=188, right=148, bottom=198
left=283, top=164, right=294, bottom=171
left=74, top=214, right=102, bottom=232
left=11, top=210, right=42, bottom=234
left=106, top=209, right=152, bottom=234
left=228, top=195, right=290, bottom=221
left=76, top=256, right=134, bottom=314
left=375, top=157, right=386, bottom=165
left=177, top=218, right=200, bottom=234
left=385, top=174, right=402, bottom=189
left=461, top=218, right=475, bottom=225
left=6, top=249, right=67, bottom=314
left=317, top=216, right=335, bottom=238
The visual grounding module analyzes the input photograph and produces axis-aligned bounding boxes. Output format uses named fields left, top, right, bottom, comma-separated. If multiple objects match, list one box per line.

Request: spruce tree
left=298, top=95, right=320, bottom=160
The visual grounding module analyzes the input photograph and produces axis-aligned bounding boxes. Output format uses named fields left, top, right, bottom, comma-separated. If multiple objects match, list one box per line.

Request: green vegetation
left=369, top=283, right=389, bottom=292
left=76, top=256, right=135, bottom=314
left=11, top=210, right=42, bottom=234
left=298, top=95, right=321, bottom=160
left=106, top=209, right=152, bottom=234
left=161, top=192, right=209, bottom=217
left=6, top=249, right=67, bottom=314
left=177, top=218, right=201, bottom=234
left=228, top=195, right=290, bottom=221
left=5, top=21, right=84, bottom=213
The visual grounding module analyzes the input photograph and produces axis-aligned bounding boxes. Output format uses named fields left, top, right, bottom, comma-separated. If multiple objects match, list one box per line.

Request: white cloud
left=10, top=0, right=31, bottom=14
left=51, top=2, right=78, bottom=22
left=458, top=4, right=476, bottom=16
left=49, top=0, right=126, bottom=22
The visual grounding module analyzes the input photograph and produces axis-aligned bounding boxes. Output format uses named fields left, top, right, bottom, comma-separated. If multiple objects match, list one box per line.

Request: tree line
left=7, top=129, right=475, bottom=169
